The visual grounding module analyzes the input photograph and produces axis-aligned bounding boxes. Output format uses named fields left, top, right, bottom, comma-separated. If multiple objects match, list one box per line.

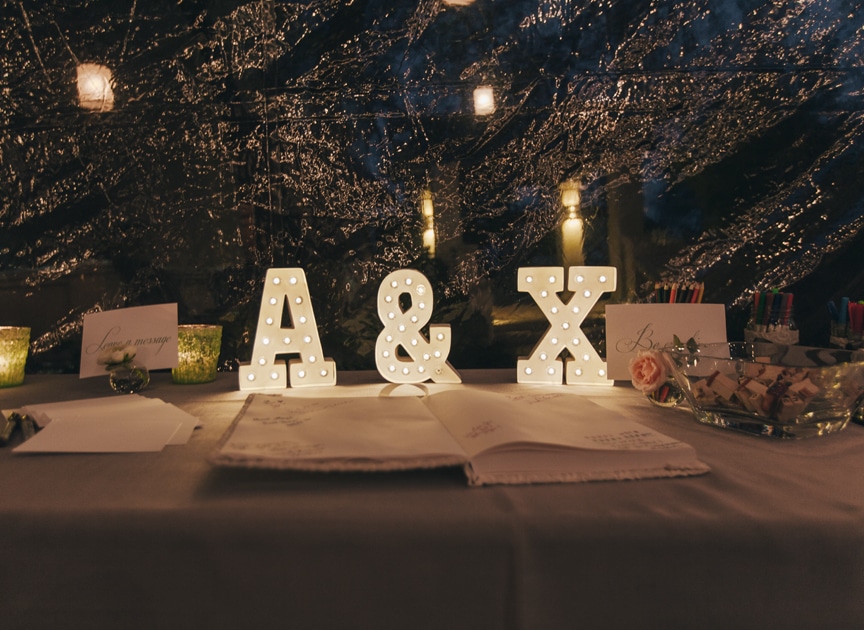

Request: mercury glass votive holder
left=0, top=326, right=31, bottom=388
left=172, top=325, right=222, bottom=384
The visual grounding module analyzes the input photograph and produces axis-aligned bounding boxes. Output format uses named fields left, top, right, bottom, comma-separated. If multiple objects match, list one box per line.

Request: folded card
left=605, top=304, right=727, bottom=381
left=80, top=304, right=179, bottom=378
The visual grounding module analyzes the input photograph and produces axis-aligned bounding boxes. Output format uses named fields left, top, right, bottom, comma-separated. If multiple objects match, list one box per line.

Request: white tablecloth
left=1, top=371, right=862, bottom=629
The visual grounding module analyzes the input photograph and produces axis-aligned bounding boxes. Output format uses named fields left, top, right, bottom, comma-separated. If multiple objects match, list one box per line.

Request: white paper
left=22, top=395, right=149, bottom=428
left=424, top=389, right=707, bottom=485
left=14, top=396, right=199, bottom=452
left=604, top=304, right=727, bottom=381
left=79, top=304, right=179, bottom=378
left=424, top=390, right=689, bottom=456
left=13, top=417, right=181, bottom=453
left=215, top=395, right=466, bottom=470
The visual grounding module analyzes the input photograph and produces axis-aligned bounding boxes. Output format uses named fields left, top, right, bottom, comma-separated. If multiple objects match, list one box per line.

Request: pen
left=762, top=292, right=774, bottom=327
left=839, top=297, right=849, bottom=325
left=769, top=291, right=782, bottom=325
left=782, top=293, right=793, bottom=327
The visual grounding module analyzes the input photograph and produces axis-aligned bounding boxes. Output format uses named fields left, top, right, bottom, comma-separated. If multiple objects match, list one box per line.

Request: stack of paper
left=12, top=395, right=198, bottom=453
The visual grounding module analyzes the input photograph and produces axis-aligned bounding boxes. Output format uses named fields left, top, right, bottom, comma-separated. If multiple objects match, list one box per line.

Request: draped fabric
left=2, top=1, right=863, bottom=372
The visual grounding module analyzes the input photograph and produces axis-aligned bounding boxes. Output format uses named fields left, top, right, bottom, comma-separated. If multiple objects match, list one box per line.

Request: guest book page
left=213, top=395, right=467, bottom=471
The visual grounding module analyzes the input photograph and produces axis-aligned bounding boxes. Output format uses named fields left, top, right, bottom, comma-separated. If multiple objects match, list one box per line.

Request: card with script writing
left=605, top=304, right=727, bottom=381
left=79, top=304, right=179, bottom=378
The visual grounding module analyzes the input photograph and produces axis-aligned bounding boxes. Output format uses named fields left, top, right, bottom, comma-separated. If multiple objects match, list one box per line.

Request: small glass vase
left=108, top=362, right=150, bottom=394
left=644, top=378, right=685, bottom=408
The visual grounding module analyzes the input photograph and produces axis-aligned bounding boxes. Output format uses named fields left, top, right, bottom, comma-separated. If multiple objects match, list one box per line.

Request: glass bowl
left=661, top=342, right=864, bottom=438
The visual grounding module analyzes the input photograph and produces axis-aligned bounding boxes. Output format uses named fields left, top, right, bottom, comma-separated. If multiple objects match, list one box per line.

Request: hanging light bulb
left=473, top=86, right=495, bottom=116
left=76, top=63, right=114, bottom=112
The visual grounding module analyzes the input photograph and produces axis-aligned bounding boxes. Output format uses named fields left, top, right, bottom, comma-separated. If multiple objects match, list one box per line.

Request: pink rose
left=629, top=350, right=668, bottom=393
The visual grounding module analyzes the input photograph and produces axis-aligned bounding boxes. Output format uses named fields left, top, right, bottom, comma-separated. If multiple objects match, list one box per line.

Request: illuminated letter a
left=238, top=268, right=337, bottom=390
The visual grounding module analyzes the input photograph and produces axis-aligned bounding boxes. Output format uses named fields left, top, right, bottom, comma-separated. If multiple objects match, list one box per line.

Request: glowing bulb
left=473, top=86, right=495, bottom=116
left=421, top=190, right=434, bottom=218
left=76, top=63, right=114, bottom=112
left=559, top=180, right=580, bottom=209
left=423, top=227, right=436, bottom=256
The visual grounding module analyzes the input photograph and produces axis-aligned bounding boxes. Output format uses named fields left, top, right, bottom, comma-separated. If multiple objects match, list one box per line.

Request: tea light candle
left=0, top=327, right=31, bottom=388
left=172, top=325, right=222, bottom=384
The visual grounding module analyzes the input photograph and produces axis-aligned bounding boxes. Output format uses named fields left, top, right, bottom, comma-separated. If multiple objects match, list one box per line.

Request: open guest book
left=211, top=389, right=709, bottom=486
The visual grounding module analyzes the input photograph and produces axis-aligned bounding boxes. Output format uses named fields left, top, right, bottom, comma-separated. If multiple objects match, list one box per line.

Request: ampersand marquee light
left=517, top=266, right=617, bottom=386
left=375, top=269, right=461, bottom=384
left=239, top=268, right=337, bottom=390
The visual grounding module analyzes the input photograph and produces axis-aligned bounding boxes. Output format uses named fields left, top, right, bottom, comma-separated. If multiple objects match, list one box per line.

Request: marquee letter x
left=517, top=266, right=616, bottom=385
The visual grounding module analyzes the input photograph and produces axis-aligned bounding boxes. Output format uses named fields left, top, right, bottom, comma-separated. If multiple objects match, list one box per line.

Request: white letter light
left=239, top=268, right=336, bottom=390
left=375, top=269, right=461, bottom=384
left=517, top=266, right=616, bottom=385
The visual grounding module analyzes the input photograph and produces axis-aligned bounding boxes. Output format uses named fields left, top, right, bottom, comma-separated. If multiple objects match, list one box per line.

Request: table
left=1, top=371, right=863, bottom=629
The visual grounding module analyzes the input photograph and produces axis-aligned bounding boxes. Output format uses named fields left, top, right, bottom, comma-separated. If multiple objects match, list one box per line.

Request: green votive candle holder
left=172, top=325, right=222, bottom=384
left=0, top=326, right=31, bottom=388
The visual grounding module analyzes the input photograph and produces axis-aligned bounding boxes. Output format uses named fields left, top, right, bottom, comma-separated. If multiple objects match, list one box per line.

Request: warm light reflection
left=559, top=180, right=584, bottom=265
left=442, top=0, right=476, bottom=5
left=76, top=63, right=114, bottom=112
left=421, top=189, right=436, bottom=257
left=559, top=179, right=580, bottom=209
left=561, top=216, right=585, bottom=266
left=473, top=86, right=495, bottom=116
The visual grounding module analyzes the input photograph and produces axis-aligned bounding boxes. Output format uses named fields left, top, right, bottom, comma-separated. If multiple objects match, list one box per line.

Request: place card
left=605, top=304, right=727, bottom=381
left=79, top=304, right=179, bottom=378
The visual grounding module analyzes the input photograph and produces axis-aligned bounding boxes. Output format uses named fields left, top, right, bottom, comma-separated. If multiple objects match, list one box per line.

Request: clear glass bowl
left=660, top=342, right=864, bottom=438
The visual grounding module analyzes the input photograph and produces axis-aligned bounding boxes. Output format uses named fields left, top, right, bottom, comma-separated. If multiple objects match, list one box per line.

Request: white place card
left=605, top=304, right=727, bottom=381
left=79, top=304, right=179, bottom=378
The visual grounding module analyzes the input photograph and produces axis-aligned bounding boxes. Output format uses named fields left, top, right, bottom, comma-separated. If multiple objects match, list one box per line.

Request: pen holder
left=829, top=322, right=864, bottom=350
left=0, top=326, right=31, bottom=388
left=746, top=291, right=798, bottom=345
left=172, top=325, right=222, bottom=384
left=744, top=323, right=799, bottom=346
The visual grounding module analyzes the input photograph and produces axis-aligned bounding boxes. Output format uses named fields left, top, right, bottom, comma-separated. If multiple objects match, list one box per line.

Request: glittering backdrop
left=2, top=0, right=863, bottom=373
